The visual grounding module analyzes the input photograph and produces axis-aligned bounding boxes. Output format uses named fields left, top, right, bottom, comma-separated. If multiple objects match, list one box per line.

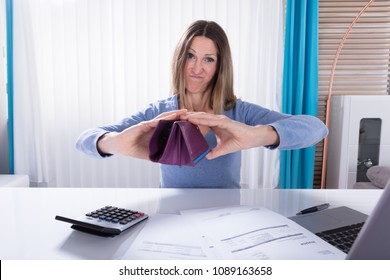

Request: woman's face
left=184, top=36, right=218, bottom=95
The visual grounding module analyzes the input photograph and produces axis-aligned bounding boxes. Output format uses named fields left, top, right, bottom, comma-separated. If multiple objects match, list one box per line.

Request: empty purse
left=148, top=120, right=210, bottom=166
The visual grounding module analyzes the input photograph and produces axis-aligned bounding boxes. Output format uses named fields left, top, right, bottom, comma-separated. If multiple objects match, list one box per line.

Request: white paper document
left=125, top=205, right=346, bottom=260
left=181, top=205, right=346, bottom=260
left=124, top=214, right=209, bottom=260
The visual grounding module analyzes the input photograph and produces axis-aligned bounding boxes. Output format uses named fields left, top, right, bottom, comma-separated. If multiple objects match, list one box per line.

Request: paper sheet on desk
left=123, top=214, right=210, bottom=260
left=181, top=205, right=346, bottom=260
left=124, top=206, right=346, bottom=260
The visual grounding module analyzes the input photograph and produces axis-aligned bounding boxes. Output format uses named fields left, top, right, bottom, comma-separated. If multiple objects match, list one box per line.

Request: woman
left=76, top=20, right=328, bottom=188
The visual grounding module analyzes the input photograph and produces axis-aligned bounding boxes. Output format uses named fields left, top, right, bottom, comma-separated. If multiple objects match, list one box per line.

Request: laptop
left=289, top=180, right=390, bottom=260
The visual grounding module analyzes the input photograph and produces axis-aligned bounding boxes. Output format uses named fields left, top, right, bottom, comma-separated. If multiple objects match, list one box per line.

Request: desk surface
left=0, top=187, right=382, bottom=260
left=0, top=175, right=29, bottom=188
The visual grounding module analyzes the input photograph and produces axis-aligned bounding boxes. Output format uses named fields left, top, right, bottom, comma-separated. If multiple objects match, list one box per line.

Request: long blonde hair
left=171, top=20, right=237, bottom=114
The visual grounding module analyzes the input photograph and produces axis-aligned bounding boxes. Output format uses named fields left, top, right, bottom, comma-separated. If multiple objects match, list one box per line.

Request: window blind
left=315, top=0, right=390, bottom=188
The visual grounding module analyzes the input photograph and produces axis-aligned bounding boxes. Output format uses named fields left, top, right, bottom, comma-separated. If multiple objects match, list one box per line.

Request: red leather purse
left=149, top=120, right=210, bottom=166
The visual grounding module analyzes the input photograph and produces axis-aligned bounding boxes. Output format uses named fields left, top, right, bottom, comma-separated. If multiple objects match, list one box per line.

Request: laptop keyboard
left=316, top=222, right=365, bottom=253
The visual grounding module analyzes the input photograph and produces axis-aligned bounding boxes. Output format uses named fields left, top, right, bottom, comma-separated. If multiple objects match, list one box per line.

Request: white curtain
left=13, top=0, right=284, bottom=188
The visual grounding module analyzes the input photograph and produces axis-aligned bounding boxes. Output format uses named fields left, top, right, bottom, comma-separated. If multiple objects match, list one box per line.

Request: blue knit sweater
left=76, top=96, right=328, bottom=188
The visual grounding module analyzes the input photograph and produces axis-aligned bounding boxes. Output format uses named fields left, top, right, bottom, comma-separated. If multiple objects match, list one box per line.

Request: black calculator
left=55, top=205, right=148, bottom=237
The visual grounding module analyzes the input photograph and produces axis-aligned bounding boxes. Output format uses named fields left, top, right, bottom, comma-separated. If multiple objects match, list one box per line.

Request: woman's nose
left=192, top=59, right=203, bottom=74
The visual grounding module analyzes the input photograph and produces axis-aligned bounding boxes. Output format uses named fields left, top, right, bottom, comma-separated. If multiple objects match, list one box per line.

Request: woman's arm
left=184, top=111, right=328, bottom=160
left=268, top=114, right=328, bottom=150
left=183, top=113, right=278, bottom=159
left=76, top=109, right=187, bottom=159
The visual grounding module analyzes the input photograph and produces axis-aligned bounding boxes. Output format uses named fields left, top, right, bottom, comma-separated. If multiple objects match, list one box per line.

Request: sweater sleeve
left=269, top=114, right=328, bottom=150
left=75, top=96, right=178, bottom=158
left=236, top=101, right=328, bottom=150
left=75, top=110, right=153, bottom=159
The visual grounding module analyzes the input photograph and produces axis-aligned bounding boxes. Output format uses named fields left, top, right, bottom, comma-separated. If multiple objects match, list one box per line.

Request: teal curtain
left=280, top=0, right=319, bottom=189
left=6, top=0, right=14, bottom=174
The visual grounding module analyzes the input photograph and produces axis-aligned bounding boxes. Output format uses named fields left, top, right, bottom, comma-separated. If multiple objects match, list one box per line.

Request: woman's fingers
left=148, top=109, right=189, bottom=128
left=184, top=112, right=229, bottom=128
left=158, top=109, right=188, bottom=119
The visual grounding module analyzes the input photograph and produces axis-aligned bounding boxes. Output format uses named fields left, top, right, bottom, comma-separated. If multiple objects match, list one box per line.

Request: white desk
left=0, top=175, right=29, bottom=188
left=0, top=187, right=382, bottom=260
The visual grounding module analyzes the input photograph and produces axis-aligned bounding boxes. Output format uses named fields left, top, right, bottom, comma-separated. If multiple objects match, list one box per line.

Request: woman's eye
left=204, top=57, right=215, bottom=63
left=187, top=53, right=196, bottom=60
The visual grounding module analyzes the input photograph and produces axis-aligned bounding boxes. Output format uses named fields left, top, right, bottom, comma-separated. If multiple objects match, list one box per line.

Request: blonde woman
left=76, top=20, right=327, bottom=188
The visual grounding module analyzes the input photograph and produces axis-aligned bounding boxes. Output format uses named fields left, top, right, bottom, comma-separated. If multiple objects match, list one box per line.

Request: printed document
left=124, top=214, right=209, bottom=260
left=181, top=205, right=346, bottom=259
left=124, top=205, right=346, bottom=260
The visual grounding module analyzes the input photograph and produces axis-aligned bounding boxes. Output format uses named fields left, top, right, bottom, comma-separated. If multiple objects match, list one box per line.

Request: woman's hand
left=97, top=109, right=188, bottom=159
left=184, top=112, right=280, bottom=159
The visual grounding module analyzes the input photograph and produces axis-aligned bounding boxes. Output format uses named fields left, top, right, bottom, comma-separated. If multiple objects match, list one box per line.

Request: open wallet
left=149, top=120, right=211, bottom=167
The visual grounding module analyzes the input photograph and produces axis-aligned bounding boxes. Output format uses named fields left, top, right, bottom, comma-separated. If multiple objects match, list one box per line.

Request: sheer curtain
left=13, top=0, right=284, bottom=188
